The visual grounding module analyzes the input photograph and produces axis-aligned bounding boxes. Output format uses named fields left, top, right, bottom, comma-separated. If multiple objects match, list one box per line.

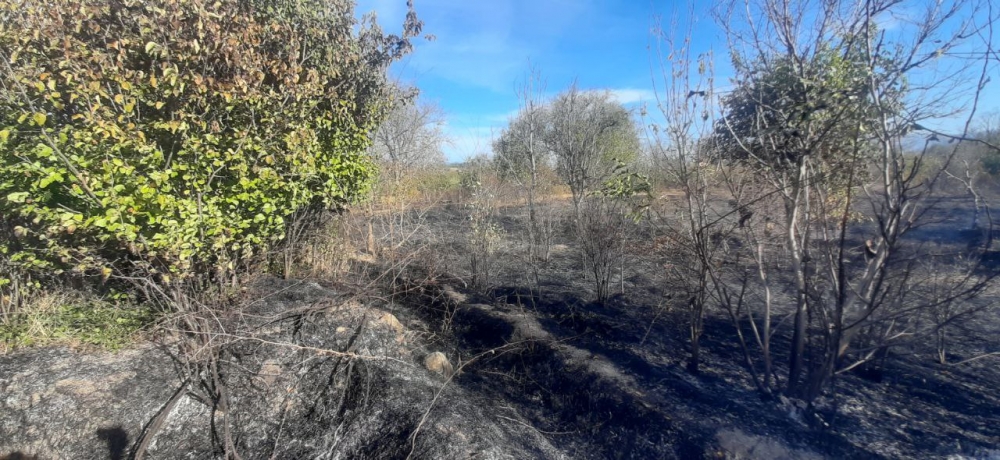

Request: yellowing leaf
left=0, top=130, right=9, bottom=142
left=150, top=75, right=158, bottom=88
left=145, top=41, right=157, bottom=54
left=32, top=112, right=46, bottom=126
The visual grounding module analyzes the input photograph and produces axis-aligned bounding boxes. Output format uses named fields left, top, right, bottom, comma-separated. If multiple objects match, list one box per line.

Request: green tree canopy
left=714, top=44, right=894, bottom=187
left=0, top=0, right=420, bottom=283
left=544, top=87, right=640, bottom=209
left=493, top=105, right=549, bottom=181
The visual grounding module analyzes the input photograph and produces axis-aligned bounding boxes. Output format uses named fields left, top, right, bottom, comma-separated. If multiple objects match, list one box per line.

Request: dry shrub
left=576, top=197, right=630, bottom=302
left=465, top=168, right=507, bottom=292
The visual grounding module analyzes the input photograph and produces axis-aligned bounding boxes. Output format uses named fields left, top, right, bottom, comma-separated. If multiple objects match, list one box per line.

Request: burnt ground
left=382, top=191, right=1000, bottom=459
left=1, top=190, right=998, bottom=459
left=0, top=279, right=568, bottom=460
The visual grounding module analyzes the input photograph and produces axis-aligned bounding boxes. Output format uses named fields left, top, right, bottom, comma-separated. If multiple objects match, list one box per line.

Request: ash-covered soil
left=2, top=192, right=999, bottom=459
left=384, top=193, right=1000, bottom=459
left=0, top=279, right=564, bottom=459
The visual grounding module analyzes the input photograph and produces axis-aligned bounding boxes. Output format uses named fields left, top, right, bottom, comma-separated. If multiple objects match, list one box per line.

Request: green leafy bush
left=982, top=152, right=1000, bottom=177
left=0, top=0, right=420, bottom=287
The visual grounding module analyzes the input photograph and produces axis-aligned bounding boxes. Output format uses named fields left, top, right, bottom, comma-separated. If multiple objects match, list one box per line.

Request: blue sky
left=356, top=0, right=1000, bottom=163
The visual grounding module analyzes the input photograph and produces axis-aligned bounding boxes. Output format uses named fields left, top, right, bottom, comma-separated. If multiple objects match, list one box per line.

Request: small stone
left=377, top=313, right=405, bottom=334
left=424, top=352, right=453, bottom=378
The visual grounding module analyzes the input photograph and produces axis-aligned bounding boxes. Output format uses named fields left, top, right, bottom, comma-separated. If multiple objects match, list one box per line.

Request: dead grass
left=0, top=290, right=156, bottom=353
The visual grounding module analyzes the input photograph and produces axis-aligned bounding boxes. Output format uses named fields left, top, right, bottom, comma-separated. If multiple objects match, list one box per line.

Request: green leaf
left=39, top=171, right=64, bottom=188
left=6, top=192, right=29, bottom=203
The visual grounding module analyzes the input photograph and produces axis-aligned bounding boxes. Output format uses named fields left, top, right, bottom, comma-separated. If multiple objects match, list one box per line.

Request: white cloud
left=609, top=88, right=656, bottom=105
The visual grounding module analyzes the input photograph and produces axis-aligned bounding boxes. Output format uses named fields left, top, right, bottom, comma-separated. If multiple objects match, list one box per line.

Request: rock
left=549, top=244, right=571, bottom=255
left=424, top=351, right=454, bottom=378
left=377, top=312, right=407, bottom=344
left=54, top=378, right=99, bottom=397
left=257, top=359, right=282, bottom=387
left=377, top=312, right=405, bottom=334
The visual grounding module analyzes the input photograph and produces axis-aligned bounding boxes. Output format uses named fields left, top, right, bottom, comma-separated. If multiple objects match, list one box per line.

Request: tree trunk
left=688, top=333, right=701, bottom=374
left=785, top=159, right=810, bottom=397
left=937, top=329, right=948, bottom=365
left=787, top=296, right=808, bottom=394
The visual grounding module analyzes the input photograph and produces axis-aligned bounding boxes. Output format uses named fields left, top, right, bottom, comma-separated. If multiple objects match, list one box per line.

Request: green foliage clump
left=493, top=108, right=547, bottom=182
left=596, top=161, right=652, bottom=220
left=976, top=123, right=1000, bottom=177
left=715, top=42, right=896, bottom=187
left=981, top=153, right=1000, bottom=177
left=410, top=168, right=463, bottom=198
left=545, top=87, right=641, bottom=203
left=0, top=0, right=420, bottom=286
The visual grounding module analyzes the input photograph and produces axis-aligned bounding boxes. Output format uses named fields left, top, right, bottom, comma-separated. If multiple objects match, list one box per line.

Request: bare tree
left=545, top=85, right=641, bottom=218
left=711, top=0, right=999, bottom=402
left=646, top=13, right=725, bottom=374
left=494, top=66, right=556, bottom=274
left=945, top=112, right=1000, bottom=233
left=370, top=87, right=448, bottom=182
